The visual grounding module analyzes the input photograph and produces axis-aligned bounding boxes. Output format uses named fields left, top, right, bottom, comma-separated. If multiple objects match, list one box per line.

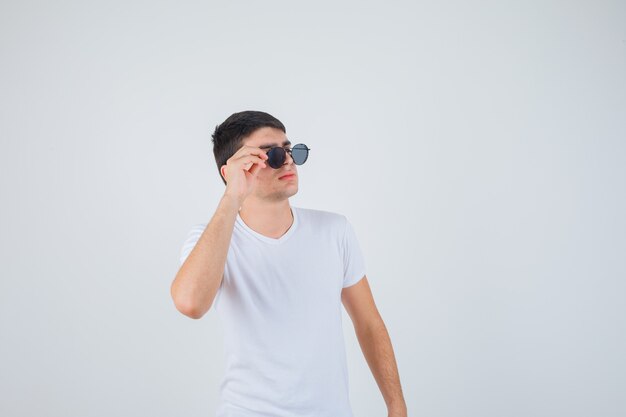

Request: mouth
left=279, top=173, right=296, bottom=180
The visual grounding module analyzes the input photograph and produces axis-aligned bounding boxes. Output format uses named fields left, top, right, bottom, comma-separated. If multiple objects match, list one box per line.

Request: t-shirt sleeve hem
left=342, top=270, right=366, bottom=288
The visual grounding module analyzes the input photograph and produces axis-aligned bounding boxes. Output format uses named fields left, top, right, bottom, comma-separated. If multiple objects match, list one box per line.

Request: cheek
left=258, top=166, right=273, bottom=180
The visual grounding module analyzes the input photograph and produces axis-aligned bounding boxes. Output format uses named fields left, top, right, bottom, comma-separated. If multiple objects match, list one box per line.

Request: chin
left=280, top=187, right=299, bottom=199
left=261, top=186, right=298, bottom=201
left=285, top=187, right=298, bottom=198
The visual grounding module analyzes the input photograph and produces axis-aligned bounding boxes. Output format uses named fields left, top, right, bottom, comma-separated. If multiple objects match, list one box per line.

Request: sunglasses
left=265, top=143, right=311, bottom=169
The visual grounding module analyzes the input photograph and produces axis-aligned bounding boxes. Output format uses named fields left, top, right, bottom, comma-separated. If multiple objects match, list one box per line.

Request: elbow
left=178, top=303, right=207, bottom=319
left=170, top=283, right=210, bottom=320
left=172, top=297, right=210, bottom=320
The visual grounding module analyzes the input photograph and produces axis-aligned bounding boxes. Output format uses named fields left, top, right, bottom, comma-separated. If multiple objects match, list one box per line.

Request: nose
left=283, top=149, right=294, bottom=165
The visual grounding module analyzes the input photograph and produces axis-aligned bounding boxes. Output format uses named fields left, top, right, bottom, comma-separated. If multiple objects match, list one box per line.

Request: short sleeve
left=179, top=223, right=206, bottom=266
left=341, top=217, right=367, bottom=288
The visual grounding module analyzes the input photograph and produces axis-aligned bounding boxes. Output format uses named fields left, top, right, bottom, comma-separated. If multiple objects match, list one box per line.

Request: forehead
left=243, top=127, right=290, bottom=149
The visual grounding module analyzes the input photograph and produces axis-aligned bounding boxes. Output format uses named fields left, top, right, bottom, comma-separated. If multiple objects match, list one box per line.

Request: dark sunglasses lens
left=291, top=144, right=309, bottom=165
left=267, top=147, right=285, bottom=169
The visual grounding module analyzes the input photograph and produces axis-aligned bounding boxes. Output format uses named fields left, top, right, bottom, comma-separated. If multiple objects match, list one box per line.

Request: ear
left=220, top=165, right=227, bottom=183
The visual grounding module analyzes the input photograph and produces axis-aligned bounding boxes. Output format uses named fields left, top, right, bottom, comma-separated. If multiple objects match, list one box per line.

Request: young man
left=170, top=111, right=407, bottom=417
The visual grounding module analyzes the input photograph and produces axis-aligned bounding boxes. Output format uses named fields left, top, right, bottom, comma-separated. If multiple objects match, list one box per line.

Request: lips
left=279, top=173, right=296, bottom=179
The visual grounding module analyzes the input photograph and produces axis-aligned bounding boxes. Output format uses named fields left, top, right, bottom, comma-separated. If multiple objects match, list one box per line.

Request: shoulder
left=183, top=222, right=208, bottom=240
left=294, top=206, right=349, bottom=230
left=189, top=222, right=208, bottom=233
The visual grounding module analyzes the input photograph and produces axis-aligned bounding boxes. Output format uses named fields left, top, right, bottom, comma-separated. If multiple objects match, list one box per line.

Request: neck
left=239, top=198, right=294, bottom=239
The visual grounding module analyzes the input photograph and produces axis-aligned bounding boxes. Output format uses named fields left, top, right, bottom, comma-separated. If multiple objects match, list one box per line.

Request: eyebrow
left=258, top=140, right=291, bottom=150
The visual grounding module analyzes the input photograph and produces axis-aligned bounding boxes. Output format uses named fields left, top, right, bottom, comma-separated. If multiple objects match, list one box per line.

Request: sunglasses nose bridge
left=283, top=148, right=294, bottom=165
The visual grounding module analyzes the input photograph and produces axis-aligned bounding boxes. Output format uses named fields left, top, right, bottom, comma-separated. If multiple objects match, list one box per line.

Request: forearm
left=170, top=193, right=240, bottom=318
left=355, top=320, right=407, bottom=416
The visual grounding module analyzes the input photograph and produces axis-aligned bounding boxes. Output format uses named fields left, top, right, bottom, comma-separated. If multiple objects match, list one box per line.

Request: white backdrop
left=1, top=1, right=625, bottom=416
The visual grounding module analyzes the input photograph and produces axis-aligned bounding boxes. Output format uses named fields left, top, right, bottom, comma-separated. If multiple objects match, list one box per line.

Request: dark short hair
left=211, top=110, right=286, bottom=185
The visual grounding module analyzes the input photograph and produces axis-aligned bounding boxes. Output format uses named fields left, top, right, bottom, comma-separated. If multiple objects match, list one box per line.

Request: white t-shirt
left=179, top=205, right=367, bottom=417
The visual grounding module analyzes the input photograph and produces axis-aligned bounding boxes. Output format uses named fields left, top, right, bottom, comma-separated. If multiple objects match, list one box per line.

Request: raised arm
left=170, top=144, right=269, bottom=319
left=171, top=194, right=239, bottom=318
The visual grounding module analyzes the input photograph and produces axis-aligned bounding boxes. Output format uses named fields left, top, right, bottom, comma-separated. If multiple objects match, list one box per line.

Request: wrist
left=221, top=192, right=242, bottom=210
left=387, top=403, right=407, bottom=417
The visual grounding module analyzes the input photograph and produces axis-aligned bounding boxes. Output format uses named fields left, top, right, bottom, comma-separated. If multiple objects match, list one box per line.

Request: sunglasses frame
left=265, top=143, right=311, bottom=169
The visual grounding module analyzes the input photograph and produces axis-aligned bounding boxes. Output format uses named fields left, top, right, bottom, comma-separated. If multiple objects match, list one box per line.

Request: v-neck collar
left=236, top=205, right=299, bottom=245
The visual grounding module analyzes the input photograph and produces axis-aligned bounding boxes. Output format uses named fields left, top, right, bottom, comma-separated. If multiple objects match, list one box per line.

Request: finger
left=236, top=154, right=266, bottom=168
left=248, top=162, right=263, bottom=176
left=243, top=158, right=266, bottom=173
left=233, top=145, right=269, bottom=160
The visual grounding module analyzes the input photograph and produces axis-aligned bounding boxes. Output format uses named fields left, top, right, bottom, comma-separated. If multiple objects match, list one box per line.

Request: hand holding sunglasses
left=264, top=143, right=311, bottom=169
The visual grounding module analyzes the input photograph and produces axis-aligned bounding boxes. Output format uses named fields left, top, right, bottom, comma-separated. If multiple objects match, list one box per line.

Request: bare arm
left=170, top=194, right=240, bottom=319
left=356, top=319, right=407, bottom=417
left=171, top=144, right=268, bottom=319
left=342, top=278, right=407, bottom=416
